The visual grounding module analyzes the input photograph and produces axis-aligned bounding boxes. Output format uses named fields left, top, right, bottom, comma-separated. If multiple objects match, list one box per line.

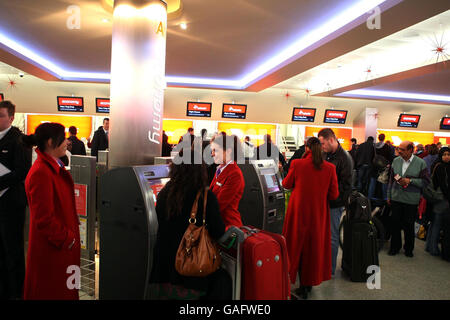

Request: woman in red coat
left=282, top=137, right=339, bottom=299
left=23, top=123, right=80, bottom=300
left=209, top=134, right=245, bottom=228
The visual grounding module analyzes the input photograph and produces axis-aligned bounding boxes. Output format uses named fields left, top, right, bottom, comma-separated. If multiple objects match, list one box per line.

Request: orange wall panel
left=27, top=115, right=92, bottom=140
left=163, top=119, right=193, bottom=144
left=217, top=122, right=277, bottom=147
left=305, top=126, right=353, bottom=151
left=377, top=130, right=434, bottom=146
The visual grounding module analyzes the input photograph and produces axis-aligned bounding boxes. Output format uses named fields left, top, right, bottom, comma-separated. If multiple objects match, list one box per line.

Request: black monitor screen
left=398, top=114, right=420, bottom=128
left=57, top=96, right=84, bottom=112
left=96, top=98, right=110, bottom=113
left=440, top=117, right=450, bottom=130
left=324, top=109, right=347, bottom=124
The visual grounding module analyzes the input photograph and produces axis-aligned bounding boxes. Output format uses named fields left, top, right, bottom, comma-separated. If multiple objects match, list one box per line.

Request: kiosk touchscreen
left=238, top=159, right=285, bottom=234
left=99, top=165, right=170, bottom=300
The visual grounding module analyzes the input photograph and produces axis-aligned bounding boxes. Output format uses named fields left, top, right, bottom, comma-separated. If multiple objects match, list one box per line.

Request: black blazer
left=90, top=126, right=108, bottom=159
left=150, top=186, right=225, bottom=292
left=0, top=127, right=31, bottom=217
left=68, top=136, right=86, bottom=156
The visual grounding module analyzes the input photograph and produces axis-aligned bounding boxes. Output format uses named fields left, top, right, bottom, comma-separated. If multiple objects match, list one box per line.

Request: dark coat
left=209, top=162, right=245, bottom=228
left=0, top=126, right=31, bottom=219
left=68, top=136, right=86, bottom=156
left=325, top=144, right=354, bottom=208
left=150, top=187, right=225, bottom=292
left=24, top=149, right=80, bottom=300
left=355, top=140, right=375, bottom=168
left=285, top=145, right=305, bottom=174
left=282, top=151, right=339, bottom=285
left=90, top=126, right=108, bottom=159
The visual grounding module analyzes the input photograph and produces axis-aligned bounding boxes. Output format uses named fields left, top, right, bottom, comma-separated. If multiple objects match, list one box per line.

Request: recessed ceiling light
left=102, top=18, right=110, bottom=23
left=180, top=22, right=187, bottom=30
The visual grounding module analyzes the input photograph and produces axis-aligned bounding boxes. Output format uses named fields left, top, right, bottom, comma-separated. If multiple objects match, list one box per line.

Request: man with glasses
left=387, top=141, right=429, bottom=257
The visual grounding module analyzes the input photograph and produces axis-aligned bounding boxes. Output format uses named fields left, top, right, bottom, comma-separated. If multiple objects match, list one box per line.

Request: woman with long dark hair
left=425, top=147, right=450, bottom=256
left=209, top=134, right=245, bottom=228
left=22, top=123, right=80, bottom=300
left=282, top=137, right=339, bottom=299
left=149, top=148, right=231, bottom=299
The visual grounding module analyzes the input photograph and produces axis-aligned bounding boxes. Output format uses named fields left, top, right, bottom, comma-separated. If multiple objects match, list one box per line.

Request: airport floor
left=292, top=239, right=450, bottom=300
left=79, top=237, right=450, bottom=300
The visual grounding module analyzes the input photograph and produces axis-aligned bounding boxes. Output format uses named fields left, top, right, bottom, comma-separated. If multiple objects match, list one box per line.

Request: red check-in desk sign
left=324, top=109, right=348, bottom=124
left=222, top=104, right=247, bottom=119
left=186, top=102, right=212, bottom=117
left=292, top=107, right=316, bottom=122
left=96, top=98, right=110, bottom=114
left=57, top=96, right=84, bottom=112
left=398, top=114, right=420, bottom=128
left=74, top=184, right=88, bottom=217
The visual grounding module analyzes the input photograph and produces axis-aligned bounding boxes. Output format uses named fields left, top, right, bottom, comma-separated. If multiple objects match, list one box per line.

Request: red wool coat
left=24, top=149, right=80, bottom=300
left=210, top=162, right=244, bottom=228
left=282, top=151, right=339, bottom=286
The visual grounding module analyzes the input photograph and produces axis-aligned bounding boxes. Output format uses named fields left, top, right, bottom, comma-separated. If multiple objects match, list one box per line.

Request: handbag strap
left=189, top=187, right=209, bottom=225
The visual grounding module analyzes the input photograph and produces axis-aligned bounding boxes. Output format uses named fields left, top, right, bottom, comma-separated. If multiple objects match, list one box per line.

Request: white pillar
left=109, top=0, right=167, bottom=168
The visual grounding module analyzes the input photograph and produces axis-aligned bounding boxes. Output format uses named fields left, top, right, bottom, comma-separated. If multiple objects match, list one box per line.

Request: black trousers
left=0, top=208, right=26, bottom=300
left=390, top=201, right=417, bottom=254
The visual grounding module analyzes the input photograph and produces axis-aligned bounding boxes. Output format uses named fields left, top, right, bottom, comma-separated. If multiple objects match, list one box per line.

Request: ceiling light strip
left=337, top=89, right=450, bottom=103
left=0, top=0, right=388, bottom=88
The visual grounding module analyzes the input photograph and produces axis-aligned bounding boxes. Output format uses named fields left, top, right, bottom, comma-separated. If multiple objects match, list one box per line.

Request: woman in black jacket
left=149, top=148, right=231, bottom=300
left=426, top=147, right=450, bottom=256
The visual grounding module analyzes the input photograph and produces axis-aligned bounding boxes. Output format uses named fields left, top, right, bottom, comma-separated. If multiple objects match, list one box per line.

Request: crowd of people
left=0, top=98, right=448, bottom=300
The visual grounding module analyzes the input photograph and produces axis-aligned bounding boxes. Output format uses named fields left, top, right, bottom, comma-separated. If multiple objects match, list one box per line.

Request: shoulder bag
left=175, top=188, right=221, bottom=277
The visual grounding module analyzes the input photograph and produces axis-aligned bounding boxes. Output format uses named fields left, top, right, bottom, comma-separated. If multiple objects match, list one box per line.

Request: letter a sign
left=156, top=22, right=164, bottom=36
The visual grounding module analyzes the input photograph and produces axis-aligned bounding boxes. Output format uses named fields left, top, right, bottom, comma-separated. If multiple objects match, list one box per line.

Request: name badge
left=216, top=182, right=222, bottom=187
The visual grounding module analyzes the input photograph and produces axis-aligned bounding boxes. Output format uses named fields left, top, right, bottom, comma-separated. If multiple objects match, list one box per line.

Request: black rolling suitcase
left=342, top=191, right=380, bottom=282
left=442, top=211, right=450, bottom=262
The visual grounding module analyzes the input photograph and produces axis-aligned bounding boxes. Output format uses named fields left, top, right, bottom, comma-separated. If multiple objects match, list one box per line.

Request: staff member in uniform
left=22, top=123, right=80, bottom=300
left=209, top=134, right=245, bottom=228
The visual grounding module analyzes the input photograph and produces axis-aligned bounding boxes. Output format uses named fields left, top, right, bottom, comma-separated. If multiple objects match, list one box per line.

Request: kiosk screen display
left=96, top=98, right=110, bottom=113
left=324, top=109, right=347, bottom=124
left=263, top=174, right=280, bottom=193
left=57, top=96, right=84, bottom=112
left=222, top=104, right=247, bottom=119
left=292, top=107, right=316, bottom=122
left=186, top=102, right=212, bottom=117
left=148, top=178, right=170, bottom=203
left=440, top=117, right=450, bottom=130
left=398, top=114, right=420, bottom=128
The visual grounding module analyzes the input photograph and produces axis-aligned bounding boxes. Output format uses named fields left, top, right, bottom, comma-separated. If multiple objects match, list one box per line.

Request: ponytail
left=306, top=137, right=323, bottom=170
left=21, top=122, right=66, bottom=152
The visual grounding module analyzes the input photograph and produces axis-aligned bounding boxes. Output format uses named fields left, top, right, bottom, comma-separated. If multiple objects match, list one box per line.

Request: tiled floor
left=292, top=239, right=450, bottom=300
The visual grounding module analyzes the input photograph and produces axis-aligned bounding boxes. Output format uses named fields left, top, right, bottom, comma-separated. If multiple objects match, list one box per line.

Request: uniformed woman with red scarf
left=209, top=134, right=245, bottom=229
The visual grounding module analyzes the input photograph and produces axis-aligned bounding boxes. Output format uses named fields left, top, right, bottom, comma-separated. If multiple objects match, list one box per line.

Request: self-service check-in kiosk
left=99, top=165, right=170, bottom=300
left=238, top=159, right=285, bottom=234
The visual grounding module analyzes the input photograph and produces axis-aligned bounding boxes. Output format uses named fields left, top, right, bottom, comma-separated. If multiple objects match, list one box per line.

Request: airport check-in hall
left=0, top=0, right=449, bottom=305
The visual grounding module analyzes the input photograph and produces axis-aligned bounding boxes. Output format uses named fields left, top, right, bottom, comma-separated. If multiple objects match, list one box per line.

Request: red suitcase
left=241, top=226, right=290, bottom=300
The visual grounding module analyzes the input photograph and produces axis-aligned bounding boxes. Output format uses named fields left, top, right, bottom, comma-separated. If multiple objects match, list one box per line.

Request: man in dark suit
left=90, top=118, right=109, bottom=160
left=68, top=126, right=86, bottom=156
left=0, top=100, right=31, bottom=299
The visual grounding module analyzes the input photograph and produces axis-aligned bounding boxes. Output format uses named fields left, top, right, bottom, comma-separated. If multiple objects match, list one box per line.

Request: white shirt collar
left=216, top=160, right=234, bottom=175
left=405, top=154, right=414, bottom=163
left=0, top=126, right=12, bottom=141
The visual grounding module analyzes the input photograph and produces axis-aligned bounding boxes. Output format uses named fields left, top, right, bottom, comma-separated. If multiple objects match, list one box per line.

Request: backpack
left=346, top=191, right=372, bottom=222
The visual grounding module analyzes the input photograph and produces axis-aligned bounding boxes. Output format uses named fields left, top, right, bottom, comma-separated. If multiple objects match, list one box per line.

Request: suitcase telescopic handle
left=219, top=226, right=245, bottom=246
